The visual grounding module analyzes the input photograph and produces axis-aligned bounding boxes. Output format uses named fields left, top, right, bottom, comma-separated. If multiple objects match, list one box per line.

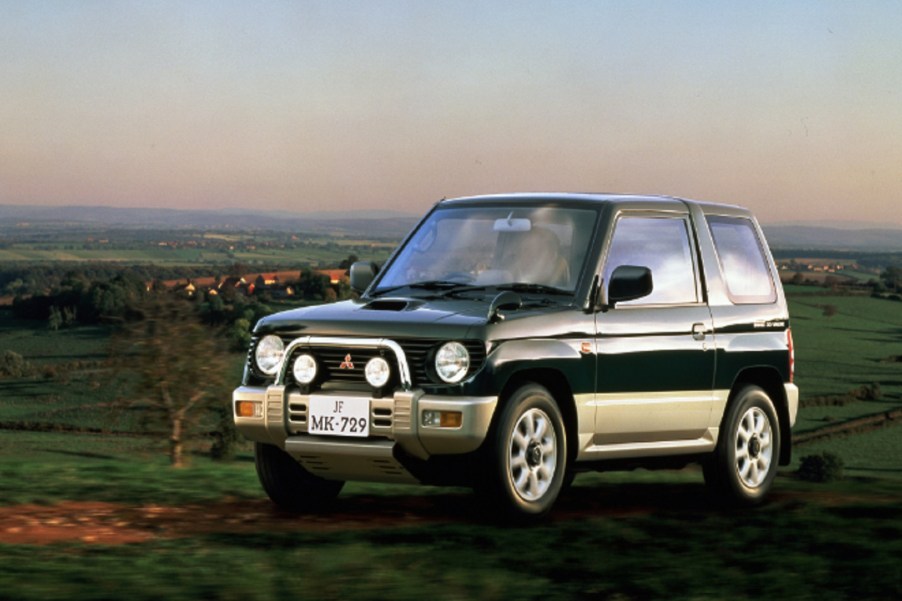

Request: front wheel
left=704, top=385, right=780, bottom=505
left=478, top=383, right=567, bottom=520
left=254, top=443, right=344, bottom=512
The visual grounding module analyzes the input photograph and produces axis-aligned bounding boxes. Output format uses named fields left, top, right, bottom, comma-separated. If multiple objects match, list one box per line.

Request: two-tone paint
left=233, top=193, right=798, bottom=486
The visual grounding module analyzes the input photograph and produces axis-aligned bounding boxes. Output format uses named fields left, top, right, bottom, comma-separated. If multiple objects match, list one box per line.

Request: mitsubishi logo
left=339, top=354, right=355, bottom=369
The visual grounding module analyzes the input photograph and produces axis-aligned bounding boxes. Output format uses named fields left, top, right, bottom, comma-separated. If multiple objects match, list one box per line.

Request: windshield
left=374, top=204, right=598, bottom=295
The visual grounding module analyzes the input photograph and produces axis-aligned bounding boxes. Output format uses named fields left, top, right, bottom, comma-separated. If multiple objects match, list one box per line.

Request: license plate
left=308, top=396, right=370, bottom=437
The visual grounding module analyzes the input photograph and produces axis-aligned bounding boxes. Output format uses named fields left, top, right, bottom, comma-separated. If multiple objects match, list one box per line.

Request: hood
left=254, top=295, right=575, bottom=341
left=254, top=297, right=490, bottom=339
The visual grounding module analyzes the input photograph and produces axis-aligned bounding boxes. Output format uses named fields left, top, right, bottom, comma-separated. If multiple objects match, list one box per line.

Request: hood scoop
left=363, top=298, right=420, bottom=312
left=488, top=291, right=522, bottom=322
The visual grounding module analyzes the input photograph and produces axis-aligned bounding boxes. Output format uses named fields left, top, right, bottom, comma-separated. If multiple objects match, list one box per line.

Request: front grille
left=309, top=347, right=397, bottom=386
left=247, top=336, right=487, bottom=390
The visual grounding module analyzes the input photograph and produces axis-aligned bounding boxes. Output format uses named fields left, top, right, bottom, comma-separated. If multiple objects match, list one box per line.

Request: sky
left=2, top=1, right=902, bottom=225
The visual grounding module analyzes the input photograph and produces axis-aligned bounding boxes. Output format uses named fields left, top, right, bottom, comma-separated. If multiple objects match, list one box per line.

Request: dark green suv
left=234, top=193, right=798, bottom=519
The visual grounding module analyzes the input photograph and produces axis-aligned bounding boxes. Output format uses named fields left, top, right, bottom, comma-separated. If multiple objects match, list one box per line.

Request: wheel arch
left=495, top=367, right=579, bottom=467
left=728, top=367, right=792, bottom=466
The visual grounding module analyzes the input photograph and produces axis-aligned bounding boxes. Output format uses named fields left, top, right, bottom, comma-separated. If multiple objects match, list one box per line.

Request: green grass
left=0, top=432, right=261, bottom=505
left=785, top=292, right=902, bottom=470
left=0, top=462, right=900, bottom=601
left=793, top=425, right=902, bottom=479
left=788, top=294, right=902, bottom=403
left=0, top=238, right=396, bottom=267
left=0, top=317, right=111, bottom=364
left=2, top=289, right=902, bottom=599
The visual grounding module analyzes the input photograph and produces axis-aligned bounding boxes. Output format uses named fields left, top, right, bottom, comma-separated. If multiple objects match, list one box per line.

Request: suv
left=234, top=193, right=798, bottom=519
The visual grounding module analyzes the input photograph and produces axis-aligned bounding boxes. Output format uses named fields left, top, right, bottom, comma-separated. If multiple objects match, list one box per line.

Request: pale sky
left=2, top=1, right=902, bottom=224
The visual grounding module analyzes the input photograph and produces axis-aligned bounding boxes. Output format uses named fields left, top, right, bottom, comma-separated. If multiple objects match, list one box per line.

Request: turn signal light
left=236, top=401, right=262, bottom=418
left=422, top=410, right=463, bottom=428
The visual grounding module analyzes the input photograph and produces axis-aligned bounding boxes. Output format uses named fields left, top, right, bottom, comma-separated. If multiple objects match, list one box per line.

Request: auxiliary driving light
left=365, top=356, right=391, bottom=388
left=292, top=353, right=318, bottom=385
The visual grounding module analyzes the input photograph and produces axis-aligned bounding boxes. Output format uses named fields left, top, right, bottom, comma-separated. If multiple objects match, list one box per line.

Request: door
left=593, top=213, right=716, bottom=446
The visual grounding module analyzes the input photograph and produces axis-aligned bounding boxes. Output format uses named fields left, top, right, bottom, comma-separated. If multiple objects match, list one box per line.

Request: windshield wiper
left=496, top=283, right=571, bottom=296
left=373, top=281, right=570, bottom=299
left=371, top=280, right=480, bottom=298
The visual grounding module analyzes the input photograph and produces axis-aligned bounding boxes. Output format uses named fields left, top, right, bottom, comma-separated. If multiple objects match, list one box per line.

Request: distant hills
left=0, top=204, right=420, bottom=239
left=762, top=224, right=902, bottom=252
left=2, top=204, right=901, bottom=251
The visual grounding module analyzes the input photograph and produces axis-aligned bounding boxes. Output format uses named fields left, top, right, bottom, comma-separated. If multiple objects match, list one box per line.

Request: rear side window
left=707, top=215, right=776, bottom=304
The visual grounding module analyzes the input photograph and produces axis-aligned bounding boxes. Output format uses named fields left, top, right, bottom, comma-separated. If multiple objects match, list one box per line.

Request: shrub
left=0, top=350, right=34, bottom=378
left=798, top=452, right=844, bottom=482
left=209, top=402, right=240, bottom=461
left=854, top=382, right=883, bottom=401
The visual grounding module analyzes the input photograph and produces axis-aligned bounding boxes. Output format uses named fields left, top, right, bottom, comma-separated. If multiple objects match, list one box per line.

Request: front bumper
left=233, top=385, right=497, bottom=483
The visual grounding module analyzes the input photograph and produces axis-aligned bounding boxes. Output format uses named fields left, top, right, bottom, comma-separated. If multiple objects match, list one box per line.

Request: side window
left=603, top=216, right=698, bottom=305
left=707, top=215, right=776, bottom=304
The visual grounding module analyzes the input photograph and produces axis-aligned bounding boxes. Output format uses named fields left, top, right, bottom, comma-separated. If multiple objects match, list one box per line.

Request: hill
left=762, top=224, right=902, bottom=252
left=4, top=204, right=902, bottom=251
left=0, top=204, right=419, bottom=238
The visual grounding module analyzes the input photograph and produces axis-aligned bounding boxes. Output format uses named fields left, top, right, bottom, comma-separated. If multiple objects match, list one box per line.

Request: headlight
left=255, top=335, right=285, bottom=376
left=435, top=342, right=470, bottom=384
left=292, top=353, right=318, bottom=385
left=365, top=356, right=391, bottom=388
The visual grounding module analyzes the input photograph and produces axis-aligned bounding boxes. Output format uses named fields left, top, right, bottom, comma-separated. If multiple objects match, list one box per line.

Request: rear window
left=707, top=215, right=776, bottom=304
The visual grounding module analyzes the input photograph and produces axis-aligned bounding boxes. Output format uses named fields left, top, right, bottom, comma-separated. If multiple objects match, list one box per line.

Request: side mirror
left=349, top=261, right=378, bottom=293
left=607, top=265, right=653, bottom=306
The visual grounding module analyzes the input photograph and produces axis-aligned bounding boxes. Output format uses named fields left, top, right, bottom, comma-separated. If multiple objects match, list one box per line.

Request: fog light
left=236, top=401, right=262, bottom=418
left=293, top=353, right=318, bottom=385
left=365, top=356, right=391, bottom=388
left=422, top=410, right=462, bottom=428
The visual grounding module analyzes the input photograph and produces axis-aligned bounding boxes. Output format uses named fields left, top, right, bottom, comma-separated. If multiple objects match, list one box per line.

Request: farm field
left=1, top=285, right=901, bottom=599
left=0, top=243, right=394, bottom=268
left=787, top=293, right=902, bottom=424
left=0, top=229, right=398, bottom=268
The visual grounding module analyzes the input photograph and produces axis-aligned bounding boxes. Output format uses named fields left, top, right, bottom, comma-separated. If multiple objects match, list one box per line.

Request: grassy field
left=2, top=290, right=902, bottom=599
left=787, top=293, right=902, bottom=427
left=0, top=447, right=899, bottom=601
left=0, top=235, right=397, bottom=267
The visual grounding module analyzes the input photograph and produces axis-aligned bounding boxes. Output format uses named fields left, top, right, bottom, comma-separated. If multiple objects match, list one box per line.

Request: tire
left=254, top=442, right=344, bottom=512
left=478, top=383, right=567, bottom=520
left=705, top=385, right=781, bottom=505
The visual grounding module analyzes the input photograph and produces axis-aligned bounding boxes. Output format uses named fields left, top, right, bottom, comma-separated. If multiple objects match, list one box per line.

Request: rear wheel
left=254, top=442, right=344, bottom=512
left=705, top=385, right=780, bottom=504
left=478, top=383, right=567, bottom=520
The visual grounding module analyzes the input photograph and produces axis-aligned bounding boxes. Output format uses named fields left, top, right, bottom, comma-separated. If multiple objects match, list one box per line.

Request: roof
left=439, top=192, right=748, bottom=215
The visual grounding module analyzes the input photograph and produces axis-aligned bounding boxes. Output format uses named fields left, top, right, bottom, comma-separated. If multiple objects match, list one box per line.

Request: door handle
left=692, top=323, right=708, bottom=341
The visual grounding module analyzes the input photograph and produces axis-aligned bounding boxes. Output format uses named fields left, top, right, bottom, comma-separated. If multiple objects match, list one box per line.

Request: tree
left=112, top=295, right=235, bottom=467
left=297, top=268, right=330, bottom=300
left=339, top=254, right=359, bottom=270
left=48, top=305, right=63, bottom=331
left=880, top=267, right=902, bottom=292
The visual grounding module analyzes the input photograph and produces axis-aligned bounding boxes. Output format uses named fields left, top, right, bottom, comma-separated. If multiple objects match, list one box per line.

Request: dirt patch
left=0, top=495, right=473, bottom=545
left=1, top=483, right=897, bottom=546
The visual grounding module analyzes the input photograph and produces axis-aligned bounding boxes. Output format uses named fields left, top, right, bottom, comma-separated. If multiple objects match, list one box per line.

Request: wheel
left=254, top=443, right=344, bottom=512
left=705, top=385, right=780, bottom=505
left=478, top=383, right=567, bottom=520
